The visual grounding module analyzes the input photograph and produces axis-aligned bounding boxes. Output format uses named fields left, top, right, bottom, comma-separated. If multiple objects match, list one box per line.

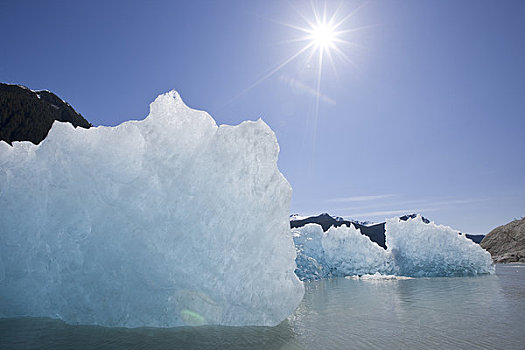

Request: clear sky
left=1, top=0, right=524, bottom=234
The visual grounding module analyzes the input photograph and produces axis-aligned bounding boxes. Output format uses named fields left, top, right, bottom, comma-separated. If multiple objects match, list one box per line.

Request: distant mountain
left=464, top=234, right=485, bottom=244
left=290, top=213, right=483, bottom=249
left=481, top=217, right=525, bottom=263
left=0, top=83, right=92, bottom=145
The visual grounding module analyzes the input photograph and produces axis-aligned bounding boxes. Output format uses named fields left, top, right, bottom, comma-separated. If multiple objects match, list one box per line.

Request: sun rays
left=225, top=1, right=367, bottom=132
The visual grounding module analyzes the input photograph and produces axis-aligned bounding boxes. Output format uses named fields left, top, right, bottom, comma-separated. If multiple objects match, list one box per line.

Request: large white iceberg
left=293, top=215, right=494, bottom=279
left=0, top=91, right=304, bottom=328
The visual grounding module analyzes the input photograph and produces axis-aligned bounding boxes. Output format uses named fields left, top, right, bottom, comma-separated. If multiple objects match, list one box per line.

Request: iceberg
left=385, top=216, right=494, bottom=277
left=293, top=223, right=393, bottom=280
left=293, top=215, right=494, bottom=280
left=0, top=91, right=304, bottom=328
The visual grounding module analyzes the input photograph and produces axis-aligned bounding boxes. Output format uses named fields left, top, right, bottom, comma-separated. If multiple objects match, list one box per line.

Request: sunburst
left=228, top=1, right=366, bottom=117
left=288, top=1, right=365, bottom=90
left=309, top=22, right=338, bottom=49
left=277, top=2, right=366, bottom=155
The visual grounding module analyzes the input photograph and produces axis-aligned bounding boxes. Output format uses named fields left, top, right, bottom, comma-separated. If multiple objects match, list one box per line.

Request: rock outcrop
left=0, top=83, right=92, bottom=145
left=481, top=218, right=525, bottom=263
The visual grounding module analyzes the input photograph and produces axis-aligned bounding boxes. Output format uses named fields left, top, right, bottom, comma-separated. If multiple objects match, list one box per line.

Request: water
left=1, top=264, right=524, bottom=349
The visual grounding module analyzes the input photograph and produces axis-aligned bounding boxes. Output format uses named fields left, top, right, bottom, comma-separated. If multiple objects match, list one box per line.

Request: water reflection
left=1, top=265, right=524, bottom=350
left=0, top=317, right=299, bottom=350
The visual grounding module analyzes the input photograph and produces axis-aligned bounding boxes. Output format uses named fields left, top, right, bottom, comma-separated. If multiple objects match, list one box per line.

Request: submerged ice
left=0, top=91, right=304, bottom=328
left=293, top=216, right=494, bottom=280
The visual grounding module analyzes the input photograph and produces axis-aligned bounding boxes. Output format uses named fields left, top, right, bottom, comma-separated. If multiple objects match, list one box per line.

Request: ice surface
left=385, top=216, right=494, bottom=277
left=293, top=215, right=494, bottom=280
left=0, top=91, right=304, bottom=328
left=293, top=223, right=393, bottom=280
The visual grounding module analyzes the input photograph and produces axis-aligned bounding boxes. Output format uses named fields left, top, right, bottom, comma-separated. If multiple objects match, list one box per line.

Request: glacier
left=293, top=215, right=494, bottom=280
left=0, top=91, right=304, bottom=328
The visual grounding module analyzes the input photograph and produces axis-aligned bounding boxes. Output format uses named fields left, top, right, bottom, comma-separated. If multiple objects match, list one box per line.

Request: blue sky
left=1, top=0, right=524, bottom=233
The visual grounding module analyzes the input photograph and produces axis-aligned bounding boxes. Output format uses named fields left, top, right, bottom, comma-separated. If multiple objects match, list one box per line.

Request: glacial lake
left=1, top=264, right=524, bottom=349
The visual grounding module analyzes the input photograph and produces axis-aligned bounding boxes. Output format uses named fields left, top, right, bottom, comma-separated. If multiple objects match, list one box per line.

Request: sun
left=231, top=1, right=365, bottom=108
left=285, top=1, right=364, bottom=72
left=309, top=22, right=338, bottom=49
left=226, top=1, right=366, bottom=158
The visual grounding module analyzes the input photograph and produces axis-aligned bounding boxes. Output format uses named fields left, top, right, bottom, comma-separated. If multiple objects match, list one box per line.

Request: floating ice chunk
left=386, top=215, right=494, bottom=277
left=293, top=224, right=328, bottom=280
left=345, top=272, right=413, bottom=280
left=0, top=91, right=304, bottom=328
left=322, top=224, right=394, bottom=277
left=293, top=215, right=494, bottom=280
left=293, top=223, right=393, bottom=280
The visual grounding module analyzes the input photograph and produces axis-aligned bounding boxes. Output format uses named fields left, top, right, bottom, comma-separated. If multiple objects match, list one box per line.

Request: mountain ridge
left=0, top=82, right=92, bottom=145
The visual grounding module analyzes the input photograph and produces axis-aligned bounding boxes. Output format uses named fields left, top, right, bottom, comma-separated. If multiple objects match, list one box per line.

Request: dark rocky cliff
left=0, top=83, right=92, bottom=145
left=481, top=217, right=525, bottom=263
